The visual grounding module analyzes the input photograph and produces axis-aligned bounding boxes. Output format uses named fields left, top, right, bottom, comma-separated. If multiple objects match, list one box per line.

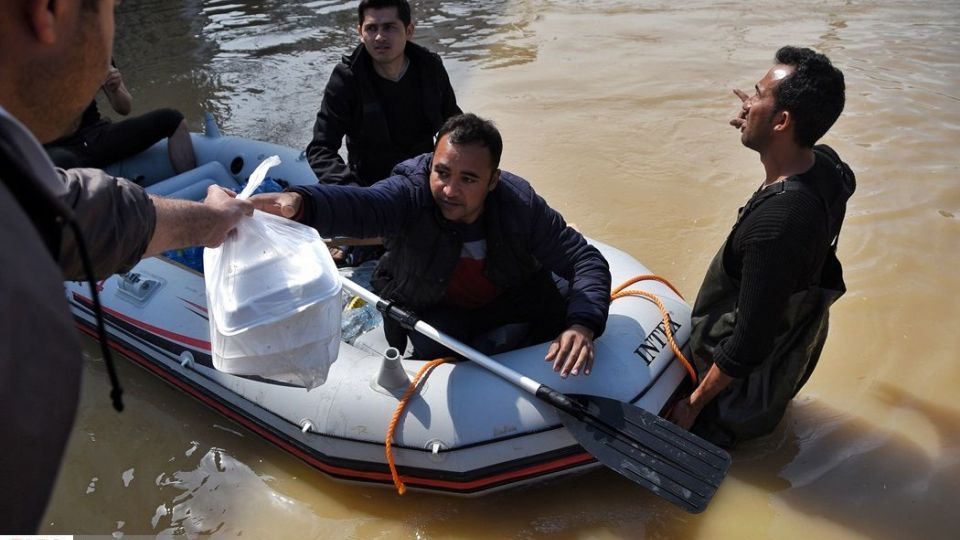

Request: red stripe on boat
left=178, top=296, right=208, bottom=313
left=73, top=321, right=596, bottom=492
left=72, top=292, right=210, bottom=351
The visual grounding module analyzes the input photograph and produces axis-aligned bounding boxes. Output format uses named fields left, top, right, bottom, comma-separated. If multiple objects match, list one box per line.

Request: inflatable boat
left=64, top=119, right=698, bottom=496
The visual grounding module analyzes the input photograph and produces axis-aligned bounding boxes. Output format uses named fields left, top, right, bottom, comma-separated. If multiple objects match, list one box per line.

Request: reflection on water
left=730, top=389, right=959, bottom=540
left=42, top=0, right=960, bottom=538
left=153, top=448, right=340, bottom=538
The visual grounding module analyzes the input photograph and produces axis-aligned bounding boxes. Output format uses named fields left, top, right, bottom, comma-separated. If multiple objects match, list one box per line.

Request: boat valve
left=299, top=419, right=314, bottom=434
left=425, top=439, right=447, bottom=463
left=179, top=351, right=194, bottom=369
left=376, top=347, right=410, bottom=389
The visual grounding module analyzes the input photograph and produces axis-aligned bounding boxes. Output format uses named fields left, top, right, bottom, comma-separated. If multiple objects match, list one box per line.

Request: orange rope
left=385, top=357, right=451, bottom=495
left=611, top=274, right=685, bottom=300
left=610, top=276, right=698, bottom=384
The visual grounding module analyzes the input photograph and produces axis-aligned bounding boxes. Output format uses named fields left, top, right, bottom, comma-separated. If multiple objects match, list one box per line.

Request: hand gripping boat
left=65, top=117, right=729, bottom=511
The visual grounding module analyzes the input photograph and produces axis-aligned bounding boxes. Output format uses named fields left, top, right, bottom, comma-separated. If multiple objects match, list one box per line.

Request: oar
left=340, top=277, right=731, bottom=513
left=324, top=236, right=384, bottom=247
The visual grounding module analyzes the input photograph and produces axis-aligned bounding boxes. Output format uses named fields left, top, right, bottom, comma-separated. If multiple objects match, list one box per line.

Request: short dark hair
left=435, top=113, right=504, bottom=170
left=357, top=0, right=412, bottom=27
left=772, top=46, right=846, bottom=147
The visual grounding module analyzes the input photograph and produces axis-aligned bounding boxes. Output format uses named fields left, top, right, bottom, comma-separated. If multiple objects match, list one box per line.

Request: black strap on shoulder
left=733, top=178, right=821, bottom=233
left=732, top=151, right=851, bottom=290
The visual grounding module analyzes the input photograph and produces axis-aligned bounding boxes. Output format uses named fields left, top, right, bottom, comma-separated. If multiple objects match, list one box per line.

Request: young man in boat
left=667, top=47, right=856, bottom=448
left=254, top=113, right=611, bottom=379
left=306, top=0, right=461, bottom=188
left=0, top=0, right=252, bottom=532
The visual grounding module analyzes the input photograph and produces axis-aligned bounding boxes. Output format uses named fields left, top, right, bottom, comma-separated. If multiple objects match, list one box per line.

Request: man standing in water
left=306, top=0, right=461, bottom=187
left=667, top=47, right=856, bottom=447
left=0, top=0, right=251, bottom=532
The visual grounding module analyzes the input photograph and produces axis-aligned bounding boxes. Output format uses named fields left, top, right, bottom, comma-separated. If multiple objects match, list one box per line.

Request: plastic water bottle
left=341, top=307, right=372, bottom=343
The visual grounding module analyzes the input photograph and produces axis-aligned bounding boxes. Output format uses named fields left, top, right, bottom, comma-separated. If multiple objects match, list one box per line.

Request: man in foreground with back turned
left=667, top=46, right=856, bottom=448
left=1, top=0, right=252, bottom=532
left=254, top=113, right=611, bottom=378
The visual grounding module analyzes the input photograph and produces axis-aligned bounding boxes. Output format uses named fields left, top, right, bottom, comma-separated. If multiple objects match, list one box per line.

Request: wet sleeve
left=56, top=167, right=156, bottom=280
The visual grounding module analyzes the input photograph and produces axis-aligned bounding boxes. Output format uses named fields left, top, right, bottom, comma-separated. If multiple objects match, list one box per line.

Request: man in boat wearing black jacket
left=255, top=114, right=611, bottom=379
left=667, top=46, right=856, bottom=448
left=306, top=0, right=461, bottom=187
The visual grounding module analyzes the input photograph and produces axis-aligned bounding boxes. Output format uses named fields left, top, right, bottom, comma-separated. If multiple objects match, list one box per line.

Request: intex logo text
left=634, top=318, right=682, bottom=364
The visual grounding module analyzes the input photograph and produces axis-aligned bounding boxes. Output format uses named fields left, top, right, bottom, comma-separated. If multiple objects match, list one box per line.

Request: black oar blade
left=558, top=394, right=731, bottom=513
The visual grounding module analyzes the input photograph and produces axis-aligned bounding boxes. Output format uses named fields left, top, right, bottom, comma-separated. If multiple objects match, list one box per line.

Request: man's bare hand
left=146, top=186, right=253, bottom=256
left=666, top=363, right=734, bottom=431
left=200, top=185, right=253, bottom=247
left=101, top=64, right=132, bottom=115
left=545, top=324, right=595, bottom=378
left=666, top=396, right=702, bottom=430
left=250, top=191, right=303, bottom=219
left=730, top=88, right=749, bottom=129
left=103, top=66, right=123, bottom=92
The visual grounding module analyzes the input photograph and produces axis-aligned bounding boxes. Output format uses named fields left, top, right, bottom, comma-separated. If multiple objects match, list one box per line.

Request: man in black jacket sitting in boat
left=306, top=0, right=461, bottom=265
left=254, top=113, right=611, bottom=379
left=306, top=0, right=461, bottom=187
left=667, top=46, right=856, bottom=448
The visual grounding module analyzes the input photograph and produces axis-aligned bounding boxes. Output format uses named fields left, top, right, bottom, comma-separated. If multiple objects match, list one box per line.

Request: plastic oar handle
left=534, top=385, right=581, bottom=416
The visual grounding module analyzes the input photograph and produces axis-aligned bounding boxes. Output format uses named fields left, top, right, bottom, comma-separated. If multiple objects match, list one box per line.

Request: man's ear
left=405, top=23, right=415, bottom=39
left=488, top=170, right=500, bottom=192
left=27, top=0, right=60, bottom=45
left=773, top=109, right=792, bottom=133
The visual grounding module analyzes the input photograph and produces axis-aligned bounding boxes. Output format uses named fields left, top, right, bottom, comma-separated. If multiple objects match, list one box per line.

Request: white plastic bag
left=203, top=156, right=341, bottom=389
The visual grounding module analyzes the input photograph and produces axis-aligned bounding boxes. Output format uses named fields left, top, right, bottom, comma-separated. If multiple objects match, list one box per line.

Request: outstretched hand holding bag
left=204, top=156, right=342, bottom=389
